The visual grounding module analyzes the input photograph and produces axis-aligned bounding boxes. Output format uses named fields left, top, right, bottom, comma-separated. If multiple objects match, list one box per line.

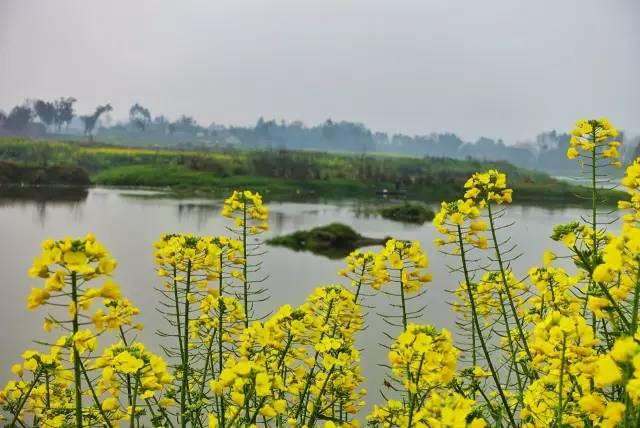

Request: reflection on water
left=0, top=187, right=612, bottom=412
left=0, top=185, right=89, bottom=203
left=0, top=186, right=89, bottom=226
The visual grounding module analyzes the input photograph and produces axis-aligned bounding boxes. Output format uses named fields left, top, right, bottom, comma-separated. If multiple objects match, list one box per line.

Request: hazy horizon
left=1, top=0, right=638, bottom=143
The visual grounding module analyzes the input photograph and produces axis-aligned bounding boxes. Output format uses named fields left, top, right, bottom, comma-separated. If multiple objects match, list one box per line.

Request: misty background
left=0, top=0, right=638, bottom=174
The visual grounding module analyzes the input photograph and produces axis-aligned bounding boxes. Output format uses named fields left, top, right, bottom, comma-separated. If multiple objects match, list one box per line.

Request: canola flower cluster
left=222, top=190, right=269, bottom=234
left=619, top=158, right=640, bottom=223
left=566, top=118, right=621, bottom=166
left=211, top=286, right=364, bottom=427
left=7, top=117, right=640, bottom=427
left=367, top=325, right=486, bottom=428
left=222, top=189, right=270, bottom=328
left=2, top=235, right=173, bottom=427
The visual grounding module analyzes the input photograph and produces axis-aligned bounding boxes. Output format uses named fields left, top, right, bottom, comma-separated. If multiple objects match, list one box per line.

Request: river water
left=0, top=186, right=609, bottom=411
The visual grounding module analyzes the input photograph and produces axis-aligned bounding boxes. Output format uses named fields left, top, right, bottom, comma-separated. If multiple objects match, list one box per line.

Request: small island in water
left=266, top=223, right=388, bottom=259
left=379, top=202, right=435, bottom=224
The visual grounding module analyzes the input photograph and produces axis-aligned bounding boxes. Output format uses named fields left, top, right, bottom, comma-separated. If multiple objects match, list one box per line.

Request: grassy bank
left=0, top=136, right=626, bottom=204
left=0, top=160, right=90, bottom=186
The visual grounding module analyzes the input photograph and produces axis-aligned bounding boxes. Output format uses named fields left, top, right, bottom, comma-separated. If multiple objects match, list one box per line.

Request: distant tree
left=53, top=97, right=77, bottom=132
left=321, top=119, right=335, bottom=140
left=4, top=104, right=33, bottom=133
left=0, top=110, right=6, bottom=127
left=33, top=100, right=56, bottom=130
left=80, top=104, right=113, bottom=141
left=152, top=115, right=169, bottom=134
left=170, top=115, right=199, bottom=135
left=129, top=102, right=151, bottom=132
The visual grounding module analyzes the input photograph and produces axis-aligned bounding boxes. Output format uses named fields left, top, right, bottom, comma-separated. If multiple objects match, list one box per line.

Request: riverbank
left=0, top=160, right=90, bottom=186
left=91, top=163, right=625, bottom=205
left=0, top=136, right=627, bottom=205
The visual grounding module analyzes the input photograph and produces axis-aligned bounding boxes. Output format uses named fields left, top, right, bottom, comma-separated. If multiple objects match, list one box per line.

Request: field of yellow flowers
left=2, top=118, right=640, bottom=427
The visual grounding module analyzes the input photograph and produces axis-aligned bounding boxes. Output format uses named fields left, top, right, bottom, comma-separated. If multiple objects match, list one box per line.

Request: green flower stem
left=556, top=335, right=567, bottom=428
left=630, top=268, right=640, bottom=335
left=71, top=271, right=83, bottom=428
left=172, top=265, right=185, bottom=359
left=44, top=372, right=50, bottom=410
left=118, top=327, right=134, bottom=407
left=307, top=364, right=336, bottom=427
left=129, top=374, right=140, bottom=428
left=591, top=130, right=598, bottom=257
left=457, top=225, right=516, bottom=428
left=8, top=368, right=42, bottom=428
left=151, top=396, right=176, bottom=428
left=296, top=299, right=336, bottom=420
left=242, top=203, right=249, bottom=327
left=78, top=357, right=113, bottom=428
left=399, top=265, right=408, bottom=331
left=496, top=291, right=524, bottom=397
left=180, top=260, right=192, bottom=428
left=406, top=353, right=426, bottom=428
left=487, top=201, right=534, bottom=365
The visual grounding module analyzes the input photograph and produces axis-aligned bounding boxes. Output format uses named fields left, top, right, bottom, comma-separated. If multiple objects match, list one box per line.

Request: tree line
left=1, top=97, right=638, bottom=174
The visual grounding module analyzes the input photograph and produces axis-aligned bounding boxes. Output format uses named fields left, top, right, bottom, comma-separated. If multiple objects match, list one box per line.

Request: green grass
left=0, top=136, right=628, bottom=205
left=94, top=164, right=374, bottom=198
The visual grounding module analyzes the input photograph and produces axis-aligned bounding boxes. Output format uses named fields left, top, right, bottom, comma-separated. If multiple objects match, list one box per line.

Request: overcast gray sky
left=0, top=0, right=638, bottom=142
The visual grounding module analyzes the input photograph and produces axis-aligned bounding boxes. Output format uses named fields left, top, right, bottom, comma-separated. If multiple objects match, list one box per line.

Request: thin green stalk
left=556, top=335, right=567, bottom=428
left=584, top=130, right=599, bottom=328
left=130, top=374, right=140, bottom=428
left=352, top=262, right=366, bottom=306
left=496, top=291, right=523, bottom=396
left=217, top=255, right=226, bottom=428
left=344, top=261, right=367, bottom=331
left=456, top=226, right=517, bottom=428
left=307, top=364, right=336, bottom=427
left=406, top=353, right=425, bottom=428
left=79, top=357, right=114, bottom=428
left=487, top=201, right=534, bottom=364
left=44, top=372, right=50, bottom=410
left=631, top=270, right=640, bottom=332
left=118, top=327, right=133, bottom=407
left=242, top=203, right=249, bottom=327
left=295, top=299, right=336, bottom=420
left=180, top=260, right=192, bottom=428
left=172, top=265, right=185, bottom=358
left=574, top=250, right=631, bottom=330
left=197, top=332, right=216, bottom=423
left=151, top=396, right=176, bottom=428
left=71, top=271, right=83, bottom=428
left=472, top=319, right=477, bottom=367
left=591, top=130, right=598, bottom=256
left=8, top=368, right=42, bottom=428
left=399, top=265, right=408, bottom=330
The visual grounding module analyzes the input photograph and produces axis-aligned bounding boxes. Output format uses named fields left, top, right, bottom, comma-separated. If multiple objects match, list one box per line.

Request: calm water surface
left=0, top=187, right=606, bottom=407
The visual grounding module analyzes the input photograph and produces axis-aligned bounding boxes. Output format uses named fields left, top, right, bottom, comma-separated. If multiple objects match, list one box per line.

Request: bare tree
left=80, top=104, right=113, bottom=141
